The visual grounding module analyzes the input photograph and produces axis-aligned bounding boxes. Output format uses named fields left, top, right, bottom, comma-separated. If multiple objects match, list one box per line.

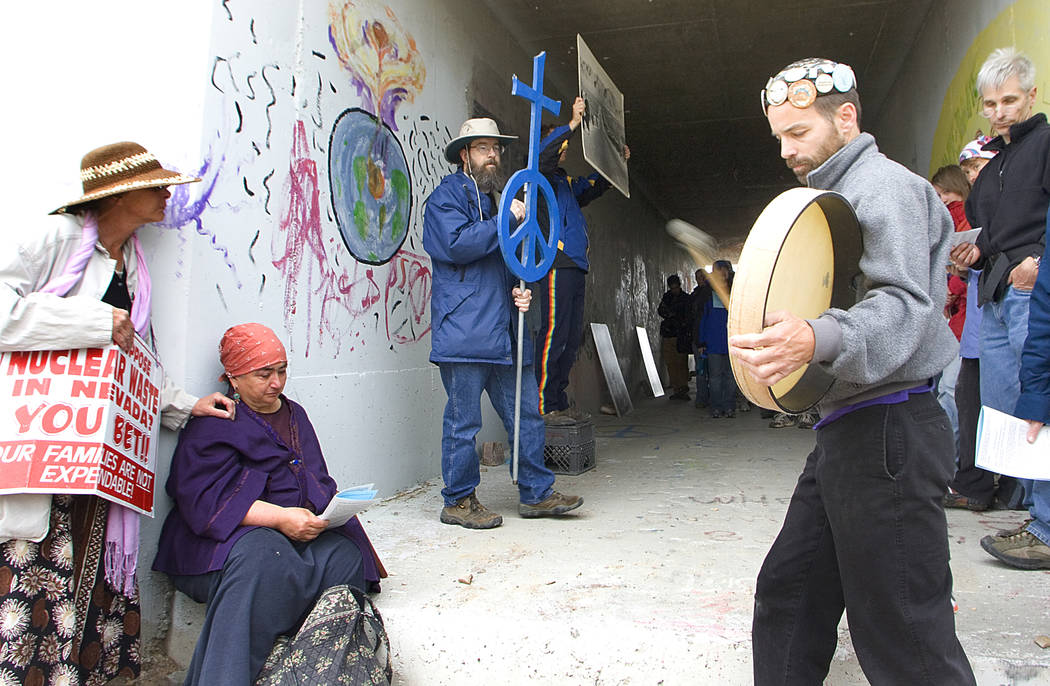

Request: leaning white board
left=577, top=34, right=629, bottom=198
left=590, top=323, right=632, bottom=416
left=636, top=326, right=664, bottom=398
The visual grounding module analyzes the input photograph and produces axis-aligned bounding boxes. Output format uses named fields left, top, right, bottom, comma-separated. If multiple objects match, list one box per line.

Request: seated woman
left=153, top=322, right=385, bottom=685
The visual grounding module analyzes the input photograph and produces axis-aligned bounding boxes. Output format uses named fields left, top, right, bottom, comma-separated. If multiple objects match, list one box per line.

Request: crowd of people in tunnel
left=0, top=25, right=1047, bottom=686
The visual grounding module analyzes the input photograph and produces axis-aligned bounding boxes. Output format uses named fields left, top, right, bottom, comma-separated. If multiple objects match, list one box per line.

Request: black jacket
left=965, top=112, right=1050, bottom=305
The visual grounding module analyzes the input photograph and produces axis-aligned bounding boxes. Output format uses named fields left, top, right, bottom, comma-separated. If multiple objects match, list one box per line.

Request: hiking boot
left=980, top=529, right=1050, bottom=569
left=519, top=491, right=583, bottom=518
left=440, top=493, right=502, bottom=529
left=943, top=491, right=989, bottom=512
left=769, top=412, right=798, bottom=429
left=994, top=518, right=1033, bottom=537
left=543, top=410, right=576, bottom=426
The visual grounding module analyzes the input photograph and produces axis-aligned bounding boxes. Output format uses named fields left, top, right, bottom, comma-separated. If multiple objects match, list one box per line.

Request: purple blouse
left=152, top=397, right=382, bottom=583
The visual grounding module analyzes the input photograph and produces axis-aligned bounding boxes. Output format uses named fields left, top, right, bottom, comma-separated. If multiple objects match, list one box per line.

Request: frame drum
left=728, top=187, right=862, bottom=412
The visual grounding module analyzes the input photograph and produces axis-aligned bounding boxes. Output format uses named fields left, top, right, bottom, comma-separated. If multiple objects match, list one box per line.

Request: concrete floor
left=356, top=395, right=1050, bottom=686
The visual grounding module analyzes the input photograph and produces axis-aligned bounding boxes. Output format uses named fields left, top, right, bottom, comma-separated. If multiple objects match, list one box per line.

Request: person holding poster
left=153, top=323, right=385, bottom=685
left=534, top=96, right=629, bottom=423
left=0, top=142, right=235, bottom=683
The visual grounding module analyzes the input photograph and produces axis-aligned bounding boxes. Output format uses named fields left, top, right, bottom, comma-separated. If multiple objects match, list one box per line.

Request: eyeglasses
left=470, top=143, right=504, bottom=156
left=981, top=94, right=1031, bottom=118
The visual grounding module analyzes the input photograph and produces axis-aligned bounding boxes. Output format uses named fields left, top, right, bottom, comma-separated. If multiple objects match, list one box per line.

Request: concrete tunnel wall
left=5, top=0, right=1048, bottom=667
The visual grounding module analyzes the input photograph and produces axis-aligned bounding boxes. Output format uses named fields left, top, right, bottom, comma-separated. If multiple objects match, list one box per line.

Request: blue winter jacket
left=538, top=124, right=611, bottom=272
left=1015, top=219, right=1050, bottom=424
left=697, top=293, right=730, bottom=355
left=422, top=170, right=533, bottom=365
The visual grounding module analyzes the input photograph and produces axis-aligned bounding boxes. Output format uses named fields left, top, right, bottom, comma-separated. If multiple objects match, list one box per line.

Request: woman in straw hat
left=0, top=142, right=236, bottom=683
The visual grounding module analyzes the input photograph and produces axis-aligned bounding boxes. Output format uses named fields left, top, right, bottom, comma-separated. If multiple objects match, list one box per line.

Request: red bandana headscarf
left=218, top=323, right=287, bottom=379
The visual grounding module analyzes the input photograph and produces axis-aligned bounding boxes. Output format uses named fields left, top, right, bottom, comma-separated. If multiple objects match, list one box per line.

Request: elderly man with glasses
left=951, top=47, right=1050, bottom=567
left=421, top=118, right=583, bottom=530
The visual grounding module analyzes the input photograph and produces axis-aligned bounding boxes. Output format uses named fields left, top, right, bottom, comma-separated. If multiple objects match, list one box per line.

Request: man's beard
left=788, top=130, right=847, bottom=184
left=472, top=160, right=505, bottom=193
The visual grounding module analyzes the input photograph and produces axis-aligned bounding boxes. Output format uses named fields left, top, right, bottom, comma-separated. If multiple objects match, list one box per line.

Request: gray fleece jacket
left=805, top=132, right=959, bottom=414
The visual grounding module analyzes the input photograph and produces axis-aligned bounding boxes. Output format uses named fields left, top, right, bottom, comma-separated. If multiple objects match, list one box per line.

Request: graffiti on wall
left=182, top=0, right=448, bottom=356
left=327, top=1, right=425, bottom=266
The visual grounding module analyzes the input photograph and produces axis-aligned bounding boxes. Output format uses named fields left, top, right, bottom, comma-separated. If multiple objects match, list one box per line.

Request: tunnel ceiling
left=483, top=0, right=934, bottom=248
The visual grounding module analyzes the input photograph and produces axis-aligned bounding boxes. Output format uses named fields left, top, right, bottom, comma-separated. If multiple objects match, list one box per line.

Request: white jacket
left=0, top=213, right=198, bottom=539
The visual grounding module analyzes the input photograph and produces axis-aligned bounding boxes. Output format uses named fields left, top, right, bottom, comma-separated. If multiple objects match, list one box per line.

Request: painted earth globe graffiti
left=329, top=107, right=412, bottom=265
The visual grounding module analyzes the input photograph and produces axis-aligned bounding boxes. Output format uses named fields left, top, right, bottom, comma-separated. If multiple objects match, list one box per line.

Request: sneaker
left=543, top=410, right=576, bottom=426
left=980, top=529, right=1050, bottom=569
left=797, top=410, right=819, bottom=429
left=440, top=493, right=503, bottom=529
left=711, top=409, right=723, bottom=419
left=519, top=491, right=583, bottom=518
left=669, top=391, right=691, bottom=401
left=943, top=491, right=989, bottom=512
left=769, top=412, right=798, bottom=429
left=725, top=409, right=736, bottom=418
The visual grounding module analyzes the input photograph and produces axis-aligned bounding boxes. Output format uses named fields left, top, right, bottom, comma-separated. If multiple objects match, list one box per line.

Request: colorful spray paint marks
left=327, top=0, right=425, bottom=266
left=274, top=119, right=431, bottom=355
left=160, top=154, right=240, bottom=286
left=327, top=1, right=425, bottom=132
left=196, top=1, right=439, bottom=355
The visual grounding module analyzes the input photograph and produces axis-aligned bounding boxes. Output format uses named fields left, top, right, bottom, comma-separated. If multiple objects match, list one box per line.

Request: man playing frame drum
left=730, top=58, right=975, bottom=684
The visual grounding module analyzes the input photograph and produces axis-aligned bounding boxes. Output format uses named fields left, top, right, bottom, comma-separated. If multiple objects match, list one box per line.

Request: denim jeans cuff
left=1026, top=519, right=1050, bottom=547
left=521, top=487, right=553, bottom=506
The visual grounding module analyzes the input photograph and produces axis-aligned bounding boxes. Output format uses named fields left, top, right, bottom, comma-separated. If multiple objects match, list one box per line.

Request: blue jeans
left=979, top=286, right=1030, bottom=414
left=936, top=356, right=960, bottom=458
left=707, top=353, right=735, bottom=413
left=438, top=362, right=555, bottom=506
left=978, top=287, right=1050, bottom=542
left=753, top=392, right=974, bottom=684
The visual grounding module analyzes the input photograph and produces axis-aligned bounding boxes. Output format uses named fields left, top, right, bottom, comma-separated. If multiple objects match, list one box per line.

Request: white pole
left=512, top=278, right=525, bottom=484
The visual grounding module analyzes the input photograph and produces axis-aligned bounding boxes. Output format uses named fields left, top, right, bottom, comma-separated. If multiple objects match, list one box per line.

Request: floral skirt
left=0, top=495, right=140, bottom=686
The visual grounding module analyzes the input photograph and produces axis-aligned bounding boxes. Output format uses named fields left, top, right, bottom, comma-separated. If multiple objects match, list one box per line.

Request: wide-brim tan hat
left=51, top=141, right=201, bottom=215
left=444, top=118, right=517, bottom=164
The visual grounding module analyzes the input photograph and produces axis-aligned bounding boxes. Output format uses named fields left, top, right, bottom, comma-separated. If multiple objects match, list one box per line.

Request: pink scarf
left=40, top=212, right=151, bottom=594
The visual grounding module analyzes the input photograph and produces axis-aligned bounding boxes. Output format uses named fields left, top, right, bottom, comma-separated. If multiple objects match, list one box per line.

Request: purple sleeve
left=167, top=417, right=270, bottom=542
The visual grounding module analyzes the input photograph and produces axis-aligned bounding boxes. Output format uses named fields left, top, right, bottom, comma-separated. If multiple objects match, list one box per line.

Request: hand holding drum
left=668, top=189, right=862, bottom=412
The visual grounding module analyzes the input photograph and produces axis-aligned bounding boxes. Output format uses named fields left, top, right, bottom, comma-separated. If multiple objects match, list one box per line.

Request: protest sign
left=577, top=34, right=629, bottom=198
left=0, top=336, right=162, bottom=515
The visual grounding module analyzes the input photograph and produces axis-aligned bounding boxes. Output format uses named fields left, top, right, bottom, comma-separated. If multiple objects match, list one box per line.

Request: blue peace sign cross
left=498, top=52, right=562, bottom=282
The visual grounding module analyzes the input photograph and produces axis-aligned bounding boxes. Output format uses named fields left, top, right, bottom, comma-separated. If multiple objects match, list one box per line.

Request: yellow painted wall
left=929, top=0, right=1050, bottom=175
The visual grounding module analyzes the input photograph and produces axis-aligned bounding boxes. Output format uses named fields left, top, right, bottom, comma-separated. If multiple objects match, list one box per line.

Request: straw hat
left=444, top=118, right=517, bottom=164
left=51, top=141, right=201, bottom=215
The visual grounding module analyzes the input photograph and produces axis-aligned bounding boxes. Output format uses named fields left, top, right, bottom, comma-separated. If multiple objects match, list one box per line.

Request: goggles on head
left=761, top=58, right=857, bottom=112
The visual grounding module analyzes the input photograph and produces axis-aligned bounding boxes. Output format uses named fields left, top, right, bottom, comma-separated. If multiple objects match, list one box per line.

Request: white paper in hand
left=976, top=406, right=1050, bottom=480
left=948, top=227, right=982, bottom=254
left=319, top=483, right=378, bottom=529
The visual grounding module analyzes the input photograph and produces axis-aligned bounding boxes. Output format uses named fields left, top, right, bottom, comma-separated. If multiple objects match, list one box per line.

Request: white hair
left=976, top=47, right=1035, bottom=95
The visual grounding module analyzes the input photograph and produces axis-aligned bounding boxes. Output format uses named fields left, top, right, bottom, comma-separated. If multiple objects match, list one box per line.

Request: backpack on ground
left=255, top=584, right=392, bottom=686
